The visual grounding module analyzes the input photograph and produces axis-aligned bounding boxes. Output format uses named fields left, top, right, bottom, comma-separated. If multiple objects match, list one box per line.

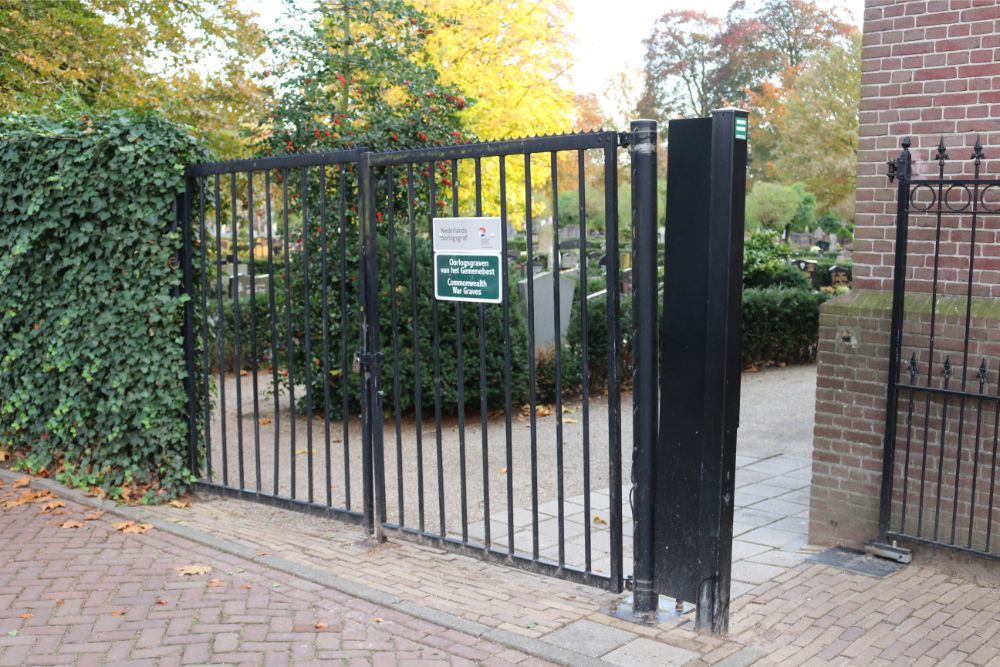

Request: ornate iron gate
left=879, top=137, right=1000, bottom=559
left=181, top=131, right=640, bottom=591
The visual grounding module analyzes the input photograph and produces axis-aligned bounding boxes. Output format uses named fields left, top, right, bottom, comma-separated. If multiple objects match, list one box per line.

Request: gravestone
left=792, top=259, right=818, bottom=289
left=830, top=265, right=850, bottom=289
left=517, top=271, right=577, bottom=352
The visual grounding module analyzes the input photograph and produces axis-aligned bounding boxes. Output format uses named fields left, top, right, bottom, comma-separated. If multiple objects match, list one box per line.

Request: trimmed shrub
left=0, top=112, right=208, bottom=500
left=743, top=231, right=809, bottom=289
left=566, top=291, right=634, bottom=392
left=741, top=288, right=832, bottom=366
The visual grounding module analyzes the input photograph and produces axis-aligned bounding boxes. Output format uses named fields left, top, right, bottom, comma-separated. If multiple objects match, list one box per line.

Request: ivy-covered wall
left=0, top=112, right=207, bottom=501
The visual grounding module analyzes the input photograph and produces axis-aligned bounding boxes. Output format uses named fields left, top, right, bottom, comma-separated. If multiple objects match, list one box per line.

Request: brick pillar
left=809, top=0, right=1000, bottom=549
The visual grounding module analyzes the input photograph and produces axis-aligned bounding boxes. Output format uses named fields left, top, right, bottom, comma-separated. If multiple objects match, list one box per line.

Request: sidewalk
left=4, top=467, right=1000, bottom=666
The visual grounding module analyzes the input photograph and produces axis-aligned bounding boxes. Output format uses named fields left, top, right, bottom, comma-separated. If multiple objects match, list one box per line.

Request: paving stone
left=602, top=638, right=699, bottom=667
left=542, top=619, right=633, bottom=657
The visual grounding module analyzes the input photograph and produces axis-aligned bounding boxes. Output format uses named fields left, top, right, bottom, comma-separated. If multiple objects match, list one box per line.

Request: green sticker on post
left=734, top=116, right=748, bottom=141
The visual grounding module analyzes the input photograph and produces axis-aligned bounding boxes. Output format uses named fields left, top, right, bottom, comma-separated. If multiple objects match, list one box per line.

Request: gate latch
left=352, top=351, right=384, bottom=374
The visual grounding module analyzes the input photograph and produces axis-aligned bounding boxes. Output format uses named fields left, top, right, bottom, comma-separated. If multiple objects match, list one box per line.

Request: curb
left=0, top=469, right=610, bottom=667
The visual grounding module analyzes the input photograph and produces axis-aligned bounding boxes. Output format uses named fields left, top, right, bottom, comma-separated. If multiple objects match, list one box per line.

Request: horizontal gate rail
left=880, top=137, right=1000, bottom=558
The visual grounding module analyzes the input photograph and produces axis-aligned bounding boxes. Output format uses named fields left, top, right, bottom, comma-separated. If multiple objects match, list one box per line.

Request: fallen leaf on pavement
left=240, top=369, right=249, bottom=377
left=13, top=476, right=30, bottom=489
left=177, top=564, right=212, bottom=576
left=83, top=510, right=104, bottom=521
left=111, top=611, right=125, bottom=617
left=498, top=467, right=508, bottom=475
left=168, top=500, right=189, bottom=509
left=207, top=578, right=221, bottom=588
left=314, top=622, right=328, bottom=630
left=60, top=520, right=84, bottom=529
left=156, top=599, right=169, bottom=606
left=86, top=487, right=106, bottom=499
left=592, top=515, right=608, bottom=526
left=295, top=449, right=308, bottom=455
left=112, top=521, right=152, bottom=534
left=39, top=500, right=66, bottom=513
left=20, top=613, right=32, bottom=620
left=372, top=617, right=384, bottom=624
left=258, top=417, right=273, bottom=426
left=564, top=418, right=578, bottom=424
left=535, top=405, right=553, bottom=417
left=241, top=583, right=252, bottom=590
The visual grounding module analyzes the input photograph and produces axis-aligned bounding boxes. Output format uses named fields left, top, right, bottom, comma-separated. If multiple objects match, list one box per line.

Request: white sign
left=432, top=217, right=501, bottom=253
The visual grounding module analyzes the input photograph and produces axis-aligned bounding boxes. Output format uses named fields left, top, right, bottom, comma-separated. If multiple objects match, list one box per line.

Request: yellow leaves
left=111, top=521, right=152, bottom=534
left=498, top=467, right=508, bottom=475
left=168, top=500, right=189, bottom=509
left=592, top=515, right=607, bottom=526
left=83, top=510, right=104, bottom=521
left=13, top=476, right=30, bottom=489
left=39, top=500, right=66, bottom=513
left=177, top=564, right=212, bottom=576
left=564, top=418, right=578, bottom=424
left=60, top=520, right=84, bottom=529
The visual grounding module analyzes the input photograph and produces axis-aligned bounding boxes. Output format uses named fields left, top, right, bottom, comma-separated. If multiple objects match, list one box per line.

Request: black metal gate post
left=358, top=153, right=381, bottom=537
left=876, top=140, right=912, bottom=544
left=656, top=108, right=748, bottom=634
left=629, top=119, right=660, bottom=615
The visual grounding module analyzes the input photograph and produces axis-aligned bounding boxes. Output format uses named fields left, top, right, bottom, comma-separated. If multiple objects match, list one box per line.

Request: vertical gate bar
left=630, top=120, right=658, bottom=613
left=550, top=152, right=566, bottom=568
left=878, top=141, right=911, bottom=540
left=430, top=169, right=447, bottom=537
left=525, top=152, right=540, bottom=561
left=338, top=165, right=351, bottom=509
left=280, top=168, right=298, bottom=500
left=369, top=163, right=387, bottom=533
left=197, top=178, right=213, bottom=482
left=180, top=186, right=199, bottom=478
left=246, top=172, right=262, bottom=493
left=967, top=362, right=988, bottom=549
left=950, top=144, right=984, bottom=545
left=358, top=154, right=376, bottom=534
left=986, top=376, right=1000, bottom=551
left=387, top=166, right=406, bottom=526
left=900, top=357, right=918, bottom=533
left=499, top=156, right=515, bottom=556
left=577, top=149, right=592, bottom=573
left=934, top=359, right=953, bottom=542
left=604, top=134, right=623, bottom=593
left=452, top=159, right=469, bottom=543
left=229, top=172, right=246, bottom=490
left=264, top=170, right=281, bottom=495
left=214, top=175, right=229, bottom=486
left=406, top=164, right=426, bottom=531
left=319, top=166, right=333, bottom=508
left=301, top=167, right=315, bottom=504
left=475, top=157, right=491, bottom=551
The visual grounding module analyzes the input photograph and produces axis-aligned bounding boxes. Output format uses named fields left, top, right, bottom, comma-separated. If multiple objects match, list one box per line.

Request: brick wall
left=809, top=0, right=1000, bottom=551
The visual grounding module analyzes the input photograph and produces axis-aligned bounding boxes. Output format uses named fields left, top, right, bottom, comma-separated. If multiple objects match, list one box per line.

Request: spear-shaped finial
left=973, top=136, right=984, bottom=165
left=943, top=356, right=953, bottom=382
left=908, top=353, right=919, bottom=381
left=936, top=137, right=948, bottom=164
left=978, top=359, right=988, bottom=388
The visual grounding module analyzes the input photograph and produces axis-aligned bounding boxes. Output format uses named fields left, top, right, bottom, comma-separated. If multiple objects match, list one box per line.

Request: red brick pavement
left=0, top=481, right=554, bottom=667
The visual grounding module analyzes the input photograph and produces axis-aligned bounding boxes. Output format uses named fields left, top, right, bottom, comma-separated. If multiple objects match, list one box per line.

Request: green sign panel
left=434, top=253, right=503, bottom=304
left=734, top=116, right=748, bottom=141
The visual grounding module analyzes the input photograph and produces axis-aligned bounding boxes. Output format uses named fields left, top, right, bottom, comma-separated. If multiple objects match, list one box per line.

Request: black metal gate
left=181, top=130, right=637, bottom=591
left=879, top=137, right=1000, bottom=559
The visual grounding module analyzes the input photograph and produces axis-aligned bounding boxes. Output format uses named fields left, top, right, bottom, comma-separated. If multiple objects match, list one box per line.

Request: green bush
left=273, top=229, right=531, bottom=418
left=0, top=111, right=208, bottom=500
left=566, top=291, right=634, bottom=392
left=743, top=231, right=809, bottom=289
left=742, top=288, right=832, bottom=366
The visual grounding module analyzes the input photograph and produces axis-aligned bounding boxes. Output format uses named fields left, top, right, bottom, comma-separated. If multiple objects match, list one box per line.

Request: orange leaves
left=60, top=520, right=84, bottom=529
left=12, top=476, right=30, bottom=489
left=39, top=500, right=66, bottom=513
left=111, top=521, right=152, bottom=534
left=167, top=500, right=189, bottom=509
left=83, top=510, right=104, bottom=521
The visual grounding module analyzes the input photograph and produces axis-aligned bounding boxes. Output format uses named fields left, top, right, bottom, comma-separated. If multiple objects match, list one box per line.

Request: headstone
left=830, top=265, right=850, bottom=289
left=792, top=259, right=818, bottom=289
left=517, top=271, right=577, bottom=352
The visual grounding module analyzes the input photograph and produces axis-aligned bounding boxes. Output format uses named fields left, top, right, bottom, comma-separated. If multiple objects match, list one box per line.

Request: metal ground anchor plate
left=601, top=594, right=695, bottom=626
left=808, top=546, right=906, bottom=578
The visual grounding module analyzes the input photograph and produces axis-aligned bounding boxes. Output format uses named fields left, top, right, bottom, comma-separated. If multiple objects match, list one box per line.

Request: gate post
left=629, top=119, right=660, bottom=615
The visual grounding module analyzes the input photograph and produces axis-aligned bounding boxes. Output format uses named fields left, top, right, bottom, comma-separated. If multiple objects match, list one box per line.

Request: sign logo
left=734, top=116, right=748, bottom=141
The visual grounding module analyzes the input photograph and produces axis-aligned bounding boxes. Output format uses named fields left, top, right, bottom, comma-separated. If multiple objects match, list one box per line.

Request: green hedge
left=742, top=288, right=832, bottom=366
left=0, top=112, right=207, bottom=500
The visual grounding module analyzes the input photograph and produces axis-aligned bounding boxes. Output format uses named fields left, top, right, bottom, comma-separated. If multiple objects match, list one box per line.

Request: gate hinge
left=617, top=131, right=632, bottom=148
left=352, top=351, right=384, bottom=373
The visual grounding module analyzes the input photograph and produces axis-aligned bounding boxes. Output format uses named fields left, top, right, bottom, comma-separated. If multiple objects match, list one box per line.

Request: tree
left=641, top=11, right=727, bottom=119
left=745, top=182, right=800, bottom=230
left=257, top=0, right=465, bottom=155
left=771, top=32, right=861, bottom=212
left=0, top=0, right=265, bottom=157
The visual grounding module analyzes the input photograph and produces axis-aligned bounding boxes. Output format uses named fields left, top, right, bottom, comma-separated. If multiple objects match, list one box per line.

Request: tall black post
left=630, top=119, right=659, bottom=615
left=656, top=109, right=747, bottom=634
